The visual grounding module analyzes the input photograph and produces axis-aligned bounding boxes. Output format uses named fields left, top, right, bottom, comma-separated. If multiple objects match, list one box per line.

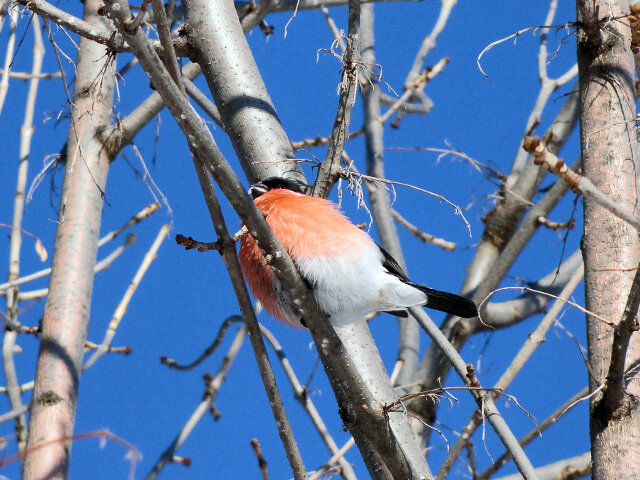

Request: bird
left=239, top=177, right=478, bottom=328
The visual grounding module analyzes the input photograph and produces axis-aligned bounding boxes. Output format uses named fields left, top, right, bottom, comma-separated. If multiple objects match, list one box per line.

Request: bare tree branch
left=188, top=156, right=308, bottom=479
left=436, top=262, right=584, bottom=479
left=411, top=157, right=579, bottom=437
left=2, top=12, right=44, bottom=457
left=404, top=0, right=456, bottom=87
left=260, top=325, right=357, bottom=480
left=409, top=307, right=537, bottom=479
left=182, top=0, right=305, bottom=184
left=0, top=5, right=17, bottom=116
left=482, top=249, right=583, bottom=329
left=312, top=0, right=360, bottom=198
left=390, top=208, right=456, bottom=251
left=360, top=3, right=421, bottom=396
left=596, top=256, right=640, bottom=419
left=16, top=234, right=137, bottom=302
left=251, top=438, right=271, bottom=480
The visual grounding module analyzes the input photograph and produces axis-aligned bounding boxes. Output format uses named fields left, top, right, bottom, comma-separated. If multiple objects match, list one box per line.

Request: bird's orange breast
left=238, top=188, right=372, bottom=325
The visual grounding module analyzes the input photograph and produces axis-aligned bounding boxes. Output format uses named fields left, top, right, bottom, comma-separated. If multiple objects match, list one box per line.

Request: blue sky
left=1, top=1, right=588, bottom=478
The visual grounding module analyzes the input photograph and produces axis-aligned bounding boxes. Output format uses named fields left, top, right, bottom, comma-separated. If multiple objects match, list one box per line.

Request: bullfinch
left=239, top=177, right=477, bottom=328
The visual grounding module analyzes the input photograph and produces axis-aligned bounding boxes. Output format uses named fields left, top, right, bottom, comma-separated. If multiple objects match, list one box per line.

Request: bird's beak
left=249, top=182, right=268, bottom=199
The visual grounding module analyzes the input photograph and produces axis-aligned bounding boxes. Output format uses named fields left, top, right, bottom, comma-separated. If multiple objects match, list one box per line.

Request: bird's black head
left=249, top=177, right=307, bottom=199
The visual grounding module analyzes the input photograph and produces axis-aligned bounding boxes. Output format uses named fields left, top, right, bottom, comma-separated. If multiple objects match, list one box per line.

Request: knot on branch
left=481, top=203, right=523, bottom=251
left=592, top=392, right=639, bottom=432
left=466, top=364, right=480, bottom=388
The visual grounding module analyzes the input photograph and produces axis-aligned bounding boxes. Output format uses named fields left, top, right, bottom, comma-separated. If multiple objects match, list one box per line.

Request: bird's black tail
left=414, top=284, right=478, bottom=318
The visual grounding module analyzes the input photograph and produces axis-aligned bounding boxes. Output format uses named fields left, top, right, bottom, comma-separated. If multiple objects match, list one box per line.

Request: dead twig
left=523, top=136, right=640, bottom=233
left=536, top=216, right=576, bottom=231
left=251, top=438, right=270, bottom=480
left=161, top=316, right=243, bottom=371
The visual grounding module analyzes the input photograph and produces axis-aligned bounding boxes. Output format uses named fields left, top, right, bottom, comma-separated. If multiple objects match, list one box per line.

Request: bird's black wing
left=377, top=244, right=478, bottom=318
left=378, top=244, right=411, bottom=282
left=377, top=245, right=410, bottom=317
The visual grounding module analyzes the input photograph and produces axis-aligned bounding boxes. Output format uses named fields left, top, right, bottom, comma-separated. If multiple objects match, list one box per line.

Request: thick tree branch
left=182, top=0, right=304, bottom=184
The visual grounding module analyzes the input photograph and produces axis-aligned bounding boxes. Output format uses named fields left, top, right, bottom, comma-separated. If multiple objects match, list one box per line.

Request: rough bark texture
left=22, top=1, right=115, bottom=478
left=577, top=1, right=640, bottom=477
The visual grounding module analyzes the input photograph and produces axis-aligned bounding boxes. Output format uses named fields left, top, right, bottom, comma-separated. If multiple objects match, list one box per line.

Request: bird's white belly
left=295, top=247, right=426, bottom=316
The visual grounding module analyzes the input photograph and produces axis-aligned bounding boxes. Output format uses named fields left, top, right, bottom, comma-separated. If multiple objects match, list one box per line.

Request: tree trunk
left=22, top=1, right=115, bottom=478
left=577, top=0, right=640, bottom=477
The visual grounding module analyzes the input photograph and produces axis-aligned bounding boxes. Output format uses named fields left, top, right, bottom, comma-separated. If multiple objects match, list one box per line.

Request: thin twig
left=478, top=285, right=615, bottom=328
left=379, top=57, right=448, bottom=125
left=161, top=316, right=243, bottom=370
left=83, top=224, right=170, bottom=371
left=16, top=234, right=137, bottom=301
left=144, top=326, right=247, bottom=480
left=477, top=22, right=576, bottom=79
left=251, top=438, right=270, bottom=480
left=536, top=216, right=576, bottom=231
left=386, top=145, right=506, bottom=182
left=0, top=69, right=61, bottom=79
left=290, top=130, right=363, bottom=151
left=391, top=208, right=456, bottom=250
left=98, top=202, right=161, bottom=247
left=312, top=0, right=361, bottom=198
left=341, top=170, right=471, bottom=236
left=404, top=0, right=456, bottom=86
left=84, top=340, right=132, bottom=355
